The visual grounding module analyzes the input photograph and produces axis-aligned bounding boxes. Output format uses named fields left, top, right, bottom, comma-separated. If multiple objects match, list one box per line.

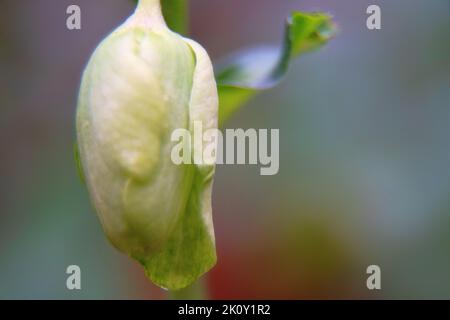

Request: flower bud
left=76, top=0, right=218, bottom=290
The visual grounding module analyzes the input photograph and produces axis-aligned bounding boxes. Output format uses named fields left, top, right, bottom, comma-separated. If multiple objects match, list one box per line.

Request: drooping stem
left=133, top=0, right=167, bottom=30
left=133, top=0, right=189, bottom=35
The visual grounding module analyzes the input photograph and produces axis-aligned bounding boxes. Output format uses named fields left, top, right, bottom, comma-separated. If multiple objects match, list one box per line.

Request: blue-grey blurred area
left=0, top=0, right=449, bottom=299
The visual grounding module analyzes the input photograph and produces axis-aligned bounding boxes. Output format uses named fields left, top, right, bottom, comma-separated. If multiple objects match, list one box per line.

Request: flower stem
left=133, top=0, right=167, bottom=30
left=133, top=0, right=189, bottom=34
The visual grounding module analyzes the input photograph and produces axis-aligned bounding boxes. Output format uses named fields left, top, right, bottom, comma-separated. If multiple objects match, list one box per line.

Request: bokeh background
left=1, top=0, right=450, bottom=299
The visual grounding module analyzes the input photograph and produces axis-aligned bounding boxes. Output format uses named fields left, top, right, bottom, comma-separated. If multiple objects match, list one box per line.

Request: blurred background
left=1, top=0, right=450, bottom=299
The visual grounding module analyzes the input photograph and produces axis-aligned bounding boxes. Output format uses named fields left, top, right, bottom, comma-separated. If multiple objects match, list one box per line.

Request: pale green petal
left=142, top=38, right=218, bottom=290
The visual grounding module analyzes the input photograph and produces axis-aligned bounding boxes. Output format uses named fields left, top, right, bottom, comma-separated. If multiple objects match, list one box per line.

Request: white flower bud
left=76, top=0, right=218, bottom=290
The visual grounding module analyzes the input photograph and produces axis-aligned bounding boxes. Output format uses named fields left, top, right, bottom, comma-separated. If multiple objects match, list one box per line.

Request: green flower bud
left=76, top=0, right=218, bottom=290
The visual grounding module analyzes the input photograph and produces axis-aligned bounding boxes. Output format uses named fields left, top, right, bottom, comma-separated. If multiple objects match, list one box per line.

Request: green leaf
left=216, top=11, right=336, bottom=126
left=133, top=0, right=189, bottom=35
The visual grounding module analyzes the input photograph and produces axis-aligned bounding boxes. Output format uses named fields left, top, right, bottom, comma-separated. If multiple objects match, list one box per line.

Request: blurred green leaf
left=161, top=0, right=189, bottom=35
left=133, top=0, right=189, bottom=35
left=216, top=11, right=335, bottom=126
